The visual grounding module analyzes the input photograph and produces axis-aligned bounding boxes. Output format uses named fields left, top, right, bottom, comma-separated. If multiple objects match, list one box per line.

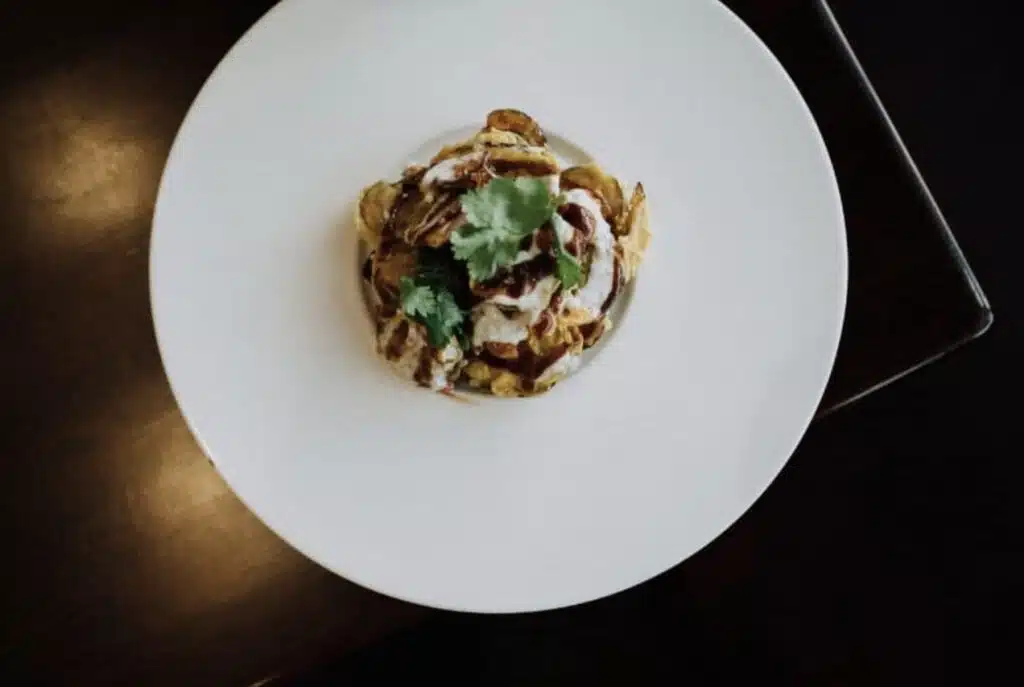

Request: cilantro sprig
left=399, top=276, right=465, bottom=348
left=550, top=214, right=583, bottom=289
left=398, top=247, right=470, bottom=349
left=451, top=177, right=582, bottom=286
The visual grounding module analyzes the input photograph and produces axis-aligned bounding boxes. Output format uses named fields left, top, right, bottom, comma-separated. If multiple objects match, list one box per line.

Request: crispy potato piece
left=487, top=147, right=560, bottom=177
left=400, top=165, right=427, bottom=185
left=485, top=342, right=520, bottom=360
left=560, top=307, right=599, bottom=327
left=484, top=108, right=546, bottom=146
left=355, top=181, right=398, bottom=246
left=491, top=371, right=524, bottom=397
left=430, top=130, right=531, bottom=167
left=403, top=192, right=462, bottom=246
left=580, top=316, right=612, bottom=348
left=464, top=361, right=495, bottom=387
left=372, top=244, right=416, bottom=296
left=527, top=313, right=577, bottom=355
left=473, top=130, right=529, bottom=148
left=618, top=183, right=651, bottom=282
left=560, top=164, right=625, bottom=224
left=429, top=142, right=476, bottom=166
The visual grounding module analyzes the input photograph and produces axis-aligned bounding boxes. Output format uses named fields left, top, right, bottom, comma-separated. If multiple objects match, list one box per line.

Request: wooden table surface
left=0, top=1, right=999, bottom=684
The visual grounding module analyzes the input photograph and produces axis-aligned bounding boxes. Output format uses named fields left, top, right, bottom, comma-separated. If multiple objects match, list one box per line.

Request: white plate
left=151, top=0, right=846, bottom=612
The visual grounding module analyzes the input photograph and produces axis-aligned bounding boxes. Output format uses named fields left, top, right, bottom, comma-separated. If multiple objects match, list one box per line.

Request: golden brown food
left=484, top=108, right=547, bottom=146
left=355, top=109, right=651, bottom=394
left=355, top=181, right=398, bottom=244
left=560, top=164, right=625, bottom=225
left=618, top=183, right=652, bottom=282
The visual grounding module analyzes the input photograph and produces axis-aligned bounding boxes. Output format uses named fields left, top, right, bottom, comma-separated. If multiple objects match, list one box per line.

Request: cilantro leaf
left=399, top=276, right=466, bottom=349
left=554, top=242, right=583, bottom=290
left=424, top=290, right=464, bottom=348
left=399, top=277, right=436, bottom=318
left=453, top=177, right=560, bottom=282
left=460, top=177, right=555, bottom=235
left=549, top=212, right=583, bottom=289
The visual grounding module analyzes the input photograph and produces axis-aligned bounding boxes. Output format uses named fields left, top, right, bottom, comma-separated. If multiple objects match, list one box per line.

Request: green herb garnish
left=550, top=214, right=583, bottom=290
left=399, top=275, right=465, bottom=349
left=554, top=242, right=583, bottom=290
left=451, top=177, right=564, bottom=282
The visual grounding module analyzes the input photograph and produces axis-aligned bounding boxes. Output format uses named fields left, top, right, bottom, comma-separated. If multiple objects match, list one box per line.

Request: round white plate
left=151, top=0, right=846, bottom=612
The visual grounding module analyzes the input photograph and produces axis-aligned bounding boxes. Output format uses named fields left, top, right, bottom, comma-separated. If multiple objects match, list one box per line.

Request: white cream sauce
left=420, top=148, right=556, bottom=189
left=377, top=317, right=462, bottom=390
left=420, top=151, right=485, bottom=187
left=536, top=352, right=582, bottom=385
left=560, top=189, right=616, bottom=321
left=472, top=276, right=559, bottom=348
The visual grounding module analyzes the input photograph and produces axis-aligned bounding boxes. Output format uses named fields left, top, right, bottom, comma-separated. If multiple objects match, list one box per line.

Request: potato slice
left=559, top=164, right=624, bottom=225
left=560, top=307, right=599, bottom=327
left=372, top=243, right=416, bottom=297
left=473, top=130, right=529, bottom=148
left=402, top=192, right=462, bottom=246
left=491, top=370, right=525, bottom=397
left=487, top=146, right=560, bottom=178
left=484, top=108, right=546, bottom=146
left=485, top=341, right=520, bottom=361
left=355, top=181, right=398, bottom=246
left=430, top=130, right=530, bottom=167
left=580, top=316, right=612, bottom=348
left=618, top=183, right=651, bottom=282
left=464, top=361, right=495, bottom=388
left=429, top=142, right=476, bottom=166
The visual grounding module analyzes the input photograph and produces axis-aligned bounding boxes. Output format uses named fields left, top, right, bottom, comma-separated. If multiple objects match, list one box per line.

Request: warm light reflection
left=31, top=120, right=153, bottom=226
left=103, top=375, right=303, bottom=615
left=2, top=65, right=163, bottom=242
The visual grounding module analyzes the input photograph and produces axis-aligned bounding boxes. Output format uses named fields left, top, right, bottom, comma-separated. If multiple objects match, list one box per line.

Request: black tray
left=0, top=1, right=995, bottom=685
left=724, top=0, right=991, bottom=416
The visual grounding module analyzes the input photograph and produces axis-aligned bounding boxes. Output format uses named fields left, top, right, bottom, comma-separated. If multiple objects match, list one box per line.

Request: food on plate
left=356, top=109, right=651, bottom=396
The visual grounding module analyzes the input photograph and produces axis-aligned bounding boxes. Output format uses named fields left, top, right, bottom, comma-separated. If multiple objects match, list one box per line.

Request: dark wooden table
left=1, top=1, right=1011, bottom=685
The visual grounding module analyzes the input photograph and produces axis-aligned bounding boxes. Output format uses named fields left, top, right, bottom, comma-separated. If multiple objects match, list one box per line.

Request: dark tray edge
left=815, top=0, right=994, bottom=416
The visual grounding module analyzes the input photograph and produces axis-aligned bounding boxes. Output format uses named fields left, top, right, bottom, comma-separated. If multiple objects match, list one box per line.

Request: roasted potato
left=490, top=370, right=524, bottom=397
left=484, top=108, right=546, bottom=146
left=485, top=341, right=520, bottom=361
left=617, top=183, right=651, bottom=282
left=355, top=181, right=398, bottom=245
left=402, top=192, right=462, bottom=247
left=560, top=164, right=625, bottom=225
left=488, top=146, right=560, bottom=177
left=473, top=130, right=529, bottom=148
left=371, top=243, right=416, bottom=296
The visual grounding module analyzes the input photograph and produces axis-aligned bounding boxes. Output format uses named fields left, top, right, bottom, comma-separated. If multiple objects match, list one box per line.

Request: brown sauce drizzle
left=405, top=193, right=462, bottom=245
left=534, top=224, right=555, bottom=252
left=600, top=255, right=624, bottom=314
left=383, top=185, right=425, bottom=243
left=479, top=340, right=570, bottom=383
left=489, top=159, right=560, bottom=177
left=383, top=319, right=410, bottom=361
left=531, top=310, right=556, bottom=339
left=413, top=345, right=435, bottom=387
left=433, top=155, right=491, bottom=191
left=485, top=342, right=519, bottom=360
left=578, top=320, right=601, bottom=343
left=558, top=203, right=596, bottom=242
left=474, top=254, right=555, bottom=300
